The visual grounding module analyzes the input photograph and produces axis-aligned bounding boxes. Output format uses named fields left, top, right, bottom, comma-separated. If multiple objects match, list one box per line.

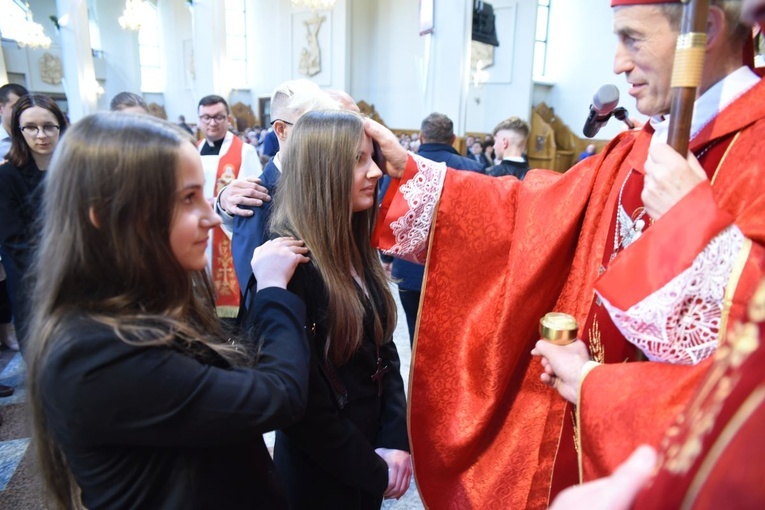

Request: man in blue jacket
left=416, top=113, right=484, bottom=173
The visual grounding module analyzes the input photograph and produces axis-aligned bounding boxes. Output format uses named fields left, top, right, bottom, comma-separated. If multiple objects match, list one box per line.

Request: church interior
left=1, top=0, right=666, bottom=172
left=2, top=0, right=765, bottom=508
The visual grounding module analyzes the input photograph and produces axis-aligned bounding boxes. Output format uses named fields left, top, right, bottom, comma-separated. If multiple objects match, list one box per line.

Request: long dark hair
left=270, top=110, right=397, bottom=364
left=6, top=94, right=68, bottom=167
left=26, top=112, right=244, bottom=509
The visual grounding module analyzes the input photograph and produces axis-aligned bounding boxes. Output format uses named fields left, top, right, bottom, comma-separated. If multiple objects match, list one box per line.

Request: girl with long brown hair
left=0, top=94, right=68, bottom=350
left=27, top=112, right=311, bottom=509
left=256, top=109, right=412, bottom=508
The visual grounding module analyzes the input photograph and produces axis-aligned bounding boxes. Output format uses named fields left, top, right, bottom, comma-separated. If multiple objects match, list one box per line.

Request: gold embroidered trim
left=571, top=411, right=580, bottom=455
left=709, top=131, right=741, bottom=186
left=748, top=278, right=765, bottom=322
left=681, top=385, right=765, bottom=510
left=718, top=238, right=752, bottom=345
left=659, top=321, right=760, bottom=475
left=405, top=197, right=440, bottom=506
left=588, top=317, right=605, bottom=364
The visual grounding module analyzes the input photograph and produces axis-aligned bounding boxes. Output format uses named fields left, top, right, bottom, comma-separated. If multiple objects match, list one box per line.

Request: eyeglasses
left=20, top=124, right=60, bottom=137
left=270, top=119, right=294, bottom=126
left=199, top=114, right=227, bottom=124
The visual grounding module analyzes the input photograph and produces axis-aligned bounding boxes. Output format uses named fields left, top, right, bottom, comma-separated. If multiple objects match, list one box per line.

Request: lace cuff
left=385, top=154, right=447, bottom=264
left=598, top=226, right=746, bottom=365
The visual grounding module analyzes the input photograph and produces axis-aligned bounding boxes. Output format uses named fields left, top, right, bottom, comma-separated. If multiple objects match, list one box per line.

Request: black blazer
left=42, top=288, right=309, bottom=509
left=255, top=262, right=409, bottom=510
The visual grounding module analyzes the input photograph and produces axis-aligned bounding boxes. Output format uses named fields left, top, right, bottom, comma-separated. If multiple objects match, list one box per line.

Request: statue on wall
left=39, top=52, right=63, bottom=86
left=298, top=11, right=325, bottom=77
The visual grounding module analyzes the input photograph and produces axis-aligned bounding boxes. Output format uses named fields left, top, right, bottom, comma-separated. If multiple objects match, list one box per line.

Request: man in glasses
left=196, top=94, right=261, bottom=319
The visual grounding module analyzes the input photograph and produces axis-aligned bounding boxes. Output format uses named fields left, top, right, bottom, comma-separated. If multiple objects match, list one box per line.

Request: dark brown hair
left=109, top=91, right=149, bottom=113
left=7, top=94, right=68, bottom=167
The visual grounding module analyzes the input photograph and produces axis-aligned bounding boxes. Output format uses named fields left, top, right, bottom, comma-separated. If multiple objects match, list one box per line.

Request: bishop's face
left=612, top=6, right=679, bottom=118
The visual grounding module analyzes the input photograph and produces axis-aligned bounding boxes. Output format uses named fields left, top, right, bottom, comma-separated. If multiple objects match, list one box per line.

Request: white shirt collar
left=273, top=152, right=283, bottom=172
left=650, top=66, right=760, bottom=146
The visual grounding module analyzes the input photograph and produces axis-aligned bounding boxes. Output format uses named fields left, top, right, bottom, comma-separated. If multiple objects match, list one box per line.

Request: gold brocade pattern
left=749, top=278, right=765, bottom=322
left=571, top=411, right=580, bottom=454
left=659, top=320, right=760, bottom=474
left=214, top=236, right=238, bottom=298
left=215, top=164, right=236, bottom=195
left=588, top=317, right=605, bottom=364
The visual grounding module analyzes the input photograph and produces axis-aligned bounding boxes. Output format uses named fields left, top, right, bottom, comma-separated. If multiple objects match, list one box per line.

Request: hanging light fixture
left=17, top=2, right=51, bottom=49
left=119, top=0, right=149, bottom=31
left=290, top=0, right=337, bottom=10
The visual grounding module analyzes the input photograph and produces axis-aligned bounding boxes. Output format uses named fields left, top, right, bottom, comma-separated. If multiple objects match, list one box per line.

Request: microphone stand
left=612, top=107, right=635, bottom=130
left=585, top=107, right=634, bottom=137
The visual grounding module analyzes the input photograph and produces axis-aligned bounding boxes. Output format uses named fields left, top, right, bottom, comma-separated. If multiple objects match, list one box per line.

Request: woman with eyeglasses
left=0, top=94, right=68, bottom=350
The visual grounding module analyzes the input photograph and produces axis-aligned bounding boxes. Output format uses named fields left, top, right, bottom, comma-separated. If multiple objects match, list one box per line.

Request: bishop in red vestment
left=368, top=1, right=765, bottom=508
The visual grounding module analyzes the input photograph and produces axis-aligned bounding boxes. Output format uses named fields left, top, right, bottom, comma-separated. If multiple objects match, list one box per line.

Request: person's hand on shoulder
left=219, top=176, right=271, bottom=217
left=251, top=237, right=310, bottom=291
left=375, top=448, right=412, bottom=500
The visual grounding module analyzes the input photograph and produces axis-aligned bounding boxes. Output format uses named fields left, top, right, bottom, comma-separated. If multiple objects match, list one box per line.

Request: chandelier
left=119, top=0, right=149, bottom=31
left=291, top=0, right=337, bottom=9
left=17, top=3, right=51, bottom=49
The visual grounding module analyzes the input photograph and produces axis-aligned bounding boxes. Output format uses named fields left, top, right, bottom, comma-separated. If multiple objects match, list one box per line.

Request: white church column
left=157, top=0, right=194, bottom=120
left=0, top=46, right=8, bottom=86
left=93, top=0, right=142, bottom=110
left=423, top=0, right=473, bottom=134
left=55, top=0, right=97, bottom=120
left=190, top=0, right=228, bottom=98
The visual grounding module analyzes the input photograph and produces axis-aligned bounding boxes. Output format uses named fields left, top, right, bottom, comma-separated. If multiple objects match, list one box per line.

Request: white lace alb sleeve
left=384, top=154, right=447, bottom=264
left=598, top=226, right=747, bottom=365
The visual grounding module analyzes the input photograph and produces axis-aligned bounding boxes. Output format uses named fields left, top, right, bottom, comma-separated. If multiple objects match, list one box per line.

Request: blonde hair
left=270, top=79, right=338, bottom=122
left=270, top=109, right=397, bottom=364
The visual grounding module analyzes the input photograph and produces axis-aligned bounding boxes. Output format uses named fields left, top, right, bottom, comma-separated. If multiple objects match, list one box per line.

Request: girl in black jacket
left=27, top=112, right=310, bottom=509
left=254, top=110, right=412, bottom=509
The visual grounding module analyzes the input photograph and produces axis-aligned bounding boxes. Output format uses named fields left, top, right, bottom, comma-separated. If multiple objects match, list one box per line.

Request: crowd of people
left=0, top=0, right=763, bottom=508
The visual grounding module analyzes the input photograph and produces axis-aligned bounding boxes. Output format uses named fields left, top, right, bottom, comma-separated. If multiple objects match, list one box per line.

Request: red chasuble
left=374, top=78, right=765, bottom=509
left=632, top=278, right=765, bottom=509
left=579, top=79, right=765, bottom=483
left=198, top=136, right=244, bottom=318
